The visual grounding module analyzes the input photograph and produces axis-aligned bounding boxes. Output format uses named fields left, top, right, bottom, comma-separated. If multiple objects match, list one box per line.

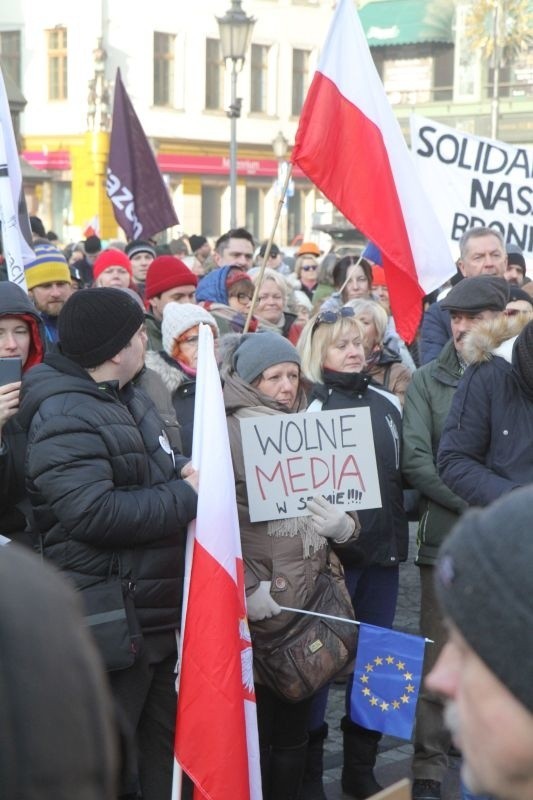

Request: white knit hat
left=161, top=302, right=219, bottom=354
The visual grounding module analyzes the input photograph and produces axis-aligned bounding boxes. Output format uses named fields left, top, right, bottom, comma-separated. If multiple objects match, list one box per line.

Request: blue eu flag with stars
left=350, top=623, right=426, bottom=740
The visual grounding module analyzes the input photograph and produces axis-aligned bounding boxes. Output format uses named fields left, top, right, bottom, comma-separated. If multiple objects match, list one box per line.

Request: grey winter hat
left=59, top=287, right=144, bottom=368
left=441, top=275, right=509, bottom=313
left=435, top=486, right=533, bottom=712
left=162, top=302, right=219, bottom=355
left=233, top=331, right=300, bottom=384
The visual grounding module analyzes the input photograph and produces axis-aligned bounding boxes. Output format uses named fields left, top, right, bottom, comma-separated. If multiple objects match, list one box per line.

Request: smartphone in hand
left=0, top=357, right=22, bottom=387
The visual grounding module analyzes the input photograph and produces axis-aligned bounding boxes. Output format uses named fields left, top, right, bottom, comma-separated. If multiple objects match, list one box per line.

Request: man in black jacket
left=19, top=288, right=198, bottom=800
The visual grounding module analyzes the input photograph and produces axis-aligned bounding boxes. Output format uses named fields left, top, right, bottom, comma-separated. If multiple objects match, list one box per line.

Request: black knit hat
left=59, top=288, right=144, bottom=368
left=435, top=486, right=533, bottom=712
left=441, top=275, right=509, bottom=313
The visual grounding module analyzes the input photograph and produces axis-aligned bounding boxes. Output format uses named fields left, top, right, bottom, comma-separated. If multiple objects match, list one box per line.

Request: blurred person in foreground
left=428, top=486, right=533, bottom=800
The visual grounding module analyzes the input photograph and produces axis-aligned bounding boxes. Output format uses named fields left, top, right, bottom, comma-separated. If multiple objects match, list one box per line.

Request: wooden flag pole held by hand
left=243, top=162, right=294, bottom=334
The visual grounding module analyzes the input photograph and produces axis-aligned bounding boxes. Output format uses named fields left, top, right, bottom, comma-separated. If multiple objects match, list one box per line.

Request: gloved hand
left=246, top=581, right=282, bottom=622
left=307, top=496, right=357, bottom=543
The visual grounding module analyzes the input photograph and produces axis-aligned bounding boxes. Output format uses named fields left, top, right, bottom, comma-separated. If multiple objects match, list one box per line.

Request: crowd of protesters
left=1, top=217, right=533, bottom=800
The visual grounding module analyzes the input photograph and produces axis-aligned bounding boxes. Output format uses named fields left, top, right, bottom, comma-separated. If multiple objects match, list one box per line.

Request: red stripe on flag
left=293, top=72, right=424, bottom=343
left=175, top=540, right=251, bottom=800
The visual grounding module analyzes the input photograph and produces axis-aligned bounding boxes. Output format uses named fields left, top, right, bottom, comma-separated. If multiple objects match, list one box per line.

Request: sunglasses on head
left=311, top=306, right=355, bottom=334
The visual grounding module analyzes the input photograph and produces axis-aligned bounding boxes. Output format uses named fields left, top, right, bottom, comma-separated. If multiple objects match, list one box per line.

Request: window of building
left=250, top=44, right=269, bottom=113
left=205, top=38, right=224, bottom=110
left=292, top=48, right=310, bottom=115
left=47, top=27, right=67, bottom=101
left=287, top=189, right=303, bottom=245
left=154, top=32, right=175, bottom=106
left=245, top=186, right=261, bottom=240
left=201, top=185, right=224, bottom=237
left=0, top=31, right=21, bottom=87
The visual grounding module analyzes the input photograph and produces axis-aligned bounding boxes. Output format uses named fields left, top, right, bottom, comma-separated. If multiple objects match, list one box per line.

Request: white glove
left=246, top=581, right=282, bottom=622
left=307, top=496, right=356, bottom=543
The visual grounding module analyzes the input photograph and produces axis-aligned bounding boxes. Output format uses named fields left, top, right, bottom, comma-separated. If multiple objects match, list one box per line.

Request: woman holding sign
left=298, top=308, right=408, bottom=800
left=223, top=331, right=360, bottom=800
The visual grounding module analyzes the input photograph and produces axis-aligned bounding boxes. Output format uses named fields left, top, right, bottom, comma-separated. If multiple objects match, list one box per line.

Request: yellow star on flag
left=362, top=687, right=371, bottom=696
left=374, top=656, right=383, bottom=665
left=360, top=675, right=369, bottom=684
left=370, top=697, right=378, bottom=706
left=403, top=672, right=413, bottom=681
left=392, top=701, right=400, bottom=710
left=406, top=684, right=415, bottom=693
left=386, top=656, right=395, bottom=664
left=365, top=663, right=374, bottom=672
left=401, top=694, right=410, bottom=703
left=396, top=661, right=405, bottom=671
left=380, top=701, right=389, bottom=711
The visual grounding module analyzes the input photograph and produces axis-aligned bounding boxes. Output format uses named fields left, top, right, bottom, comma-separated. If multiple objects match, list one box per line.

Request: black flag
left=107, top=68, right=178, bottom=239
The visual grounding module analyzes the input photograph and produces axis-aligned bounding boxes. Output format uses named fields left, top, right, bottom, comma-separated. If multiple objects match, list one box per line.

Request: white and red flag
left=291, top=0, right=455, bottom=343
left=174, top=324, right=262, bottom=800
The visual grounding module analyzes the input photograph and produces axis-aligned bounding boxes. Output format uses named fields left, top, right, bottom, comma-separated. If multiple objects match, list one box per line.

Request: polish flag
left=291, top=0, right=455, bottom=343
left=174, top=324, right=262, bottom=800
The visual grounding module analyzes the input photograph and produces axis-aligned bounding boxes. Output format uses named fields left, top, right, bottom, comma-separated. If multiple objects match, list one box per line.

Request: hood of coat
left=0, top=281, right=45, bottom=370
left=18, top=352, right=119, bottom=430
left=461, top=315, right=524, bottom=366
left=144, top=350, right=190, bottom=394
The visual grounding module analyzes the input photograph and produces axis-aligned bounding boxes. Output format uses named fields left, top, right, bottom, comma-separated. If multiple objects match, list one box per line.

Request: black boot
left=341, top=716, right=383, bottom=799
left=301, top=723, right=328, bottom=800
left=267, top=740, right=308, bottom=800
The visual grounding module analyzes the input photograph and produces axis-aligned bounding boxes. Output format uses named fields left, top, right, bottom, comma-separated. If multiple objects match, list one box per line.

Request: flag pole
left=243, top=162, right=293, bottom=334
left=279, top=605, right=434, bottom=643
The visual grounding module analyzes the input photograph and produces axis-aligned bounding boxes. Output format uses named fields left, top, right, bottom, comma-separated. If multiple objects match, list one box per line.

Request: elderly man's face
left=459, top=234, right=507, bottom=278
left=449, top=309, right=500, bottom=355
left=427, top=626, right=533, bottom=800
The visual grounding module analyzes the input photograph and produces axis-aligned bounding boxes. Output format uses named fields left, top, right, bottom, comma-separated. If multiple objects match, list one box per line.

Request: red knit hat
left=93, top=249, right=133, bottom=282
left=145, top=256, right=198, bottom=300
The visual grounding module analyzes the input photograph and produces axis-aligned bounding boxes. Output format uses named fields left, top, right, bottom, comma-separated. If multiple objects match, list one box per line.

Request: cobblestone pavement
left=322, top=524, right=462, bottom=800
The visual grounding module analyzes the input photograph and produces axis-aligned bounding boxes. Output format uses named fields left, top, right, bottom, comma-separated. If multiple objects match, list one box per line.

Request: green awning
left=359, top=0, right=454, bottom=47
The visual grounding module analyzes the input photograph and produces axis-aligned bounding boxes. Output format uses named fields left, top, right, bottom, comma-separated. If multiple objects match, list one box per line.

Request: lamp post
left=216, top=0, right=255, bottom=229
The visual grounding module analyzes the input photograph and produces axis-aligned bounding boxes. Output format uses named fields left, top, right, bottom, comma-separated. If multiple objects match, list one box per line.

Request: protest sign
left=410, top=114, right=533, bottom=257
left=239, top=408, right=382, bottom=522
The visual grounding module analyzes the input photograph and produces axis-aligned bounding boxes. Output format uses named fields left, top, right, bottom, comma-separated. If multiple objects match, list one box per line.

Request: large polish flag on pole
left=174, top=324, right=262, bottom=800
left=291, top=0, right=455, bottom=344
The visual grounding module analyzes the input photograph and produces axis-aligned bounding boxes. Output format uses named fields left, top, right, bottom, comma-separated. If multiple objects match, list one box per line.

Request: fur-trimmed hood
left=144, top=350, right=191, bottom=394
left=462, top=315, right=525, bottom=365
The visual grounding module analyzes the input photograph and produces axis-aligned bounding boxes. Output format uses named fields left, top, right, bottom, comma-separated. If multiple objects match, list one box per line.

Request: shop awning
left=359, top=0, right=454, bottom=47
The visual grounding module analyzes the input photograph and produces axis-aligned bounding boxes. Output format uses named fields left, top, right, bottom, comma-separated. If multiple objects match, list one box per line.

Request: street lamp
left=216, top=0, right=255, bottom=228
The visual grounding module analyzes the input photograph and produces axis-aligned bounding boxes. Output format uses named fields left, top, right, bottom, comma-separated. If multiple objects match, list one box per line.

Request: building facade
left=1, top=0, right=532, bottom=246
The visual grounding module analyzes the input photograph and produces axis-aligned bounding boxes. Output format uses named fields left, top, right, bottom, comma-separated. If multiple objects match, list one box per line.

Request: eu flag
left=350, top=623, right=426, bottom=740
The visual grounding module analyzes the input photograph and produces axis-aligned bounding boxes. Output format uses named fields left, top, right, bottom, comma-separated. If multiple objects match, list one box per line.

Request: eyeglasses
left=505, top=308, right=533, bottom=316
left=231, top=292, right=253, bottom=303
left=301, top=264, right=318, bottom=272
left=311, top=306, right=355, bottom=334
left=179, top=335, right=199, bottom=346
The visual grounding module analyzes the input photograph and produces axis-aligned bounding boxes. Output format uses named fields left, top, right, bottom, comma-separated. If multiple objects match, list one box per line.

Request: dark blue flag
left=350, top=623, right=426, bottom=740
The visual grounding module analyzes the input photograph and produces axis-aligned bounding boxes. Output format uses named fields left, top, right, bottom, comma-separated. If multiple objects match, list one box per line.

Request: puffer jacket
left=18, top=352, right=197, bottom=633
left=0, top=283, right=45, bottom=544
left=145, top=350, right=196, bottom=457
left=402, top=339, right=468, bottom=565
left=438, top=318, right=531, bottom=506
left=223, top=368, right=357, bottom=639
left=309, top=370, right=408, bottom=568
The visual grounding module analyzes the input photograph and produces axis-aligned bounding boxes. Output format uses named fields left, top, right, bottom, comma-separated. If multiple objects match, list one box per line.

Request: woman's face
left=374, top=283, right=390, bottom=313
left=299, top=257, right=319, bottom=289
left=343, top=264, right=370, bottom=301
left=255, top=279, right=285, bottom=324
left=96, top=267, right=131, bottom=288
left=354, top=312, right=380, bottom=357
left=228, top=286, right=253, bottom=313
left=256, top=362, right=300, bottom=408
left=323, top=327, right=366, bottom=373
left=0, top=316, right=30, bottom=366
